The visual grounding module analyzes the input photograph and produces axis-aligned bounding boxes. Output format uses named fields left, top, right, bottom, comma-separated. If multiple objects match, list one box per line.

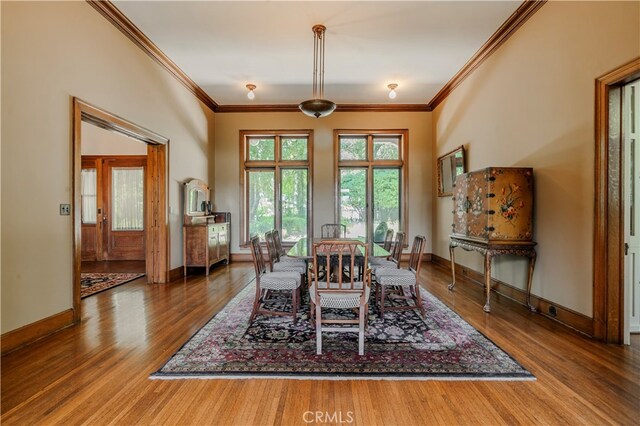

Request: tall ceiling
left=113, top=1, right=523, bottom=106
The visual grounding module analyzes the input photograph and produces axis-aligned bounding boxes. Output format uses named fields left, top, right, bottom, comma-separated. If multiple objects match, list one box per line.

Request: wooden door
left=102, top=157, right=147, bottom=261
left=81, top=158, right=101, bottom=261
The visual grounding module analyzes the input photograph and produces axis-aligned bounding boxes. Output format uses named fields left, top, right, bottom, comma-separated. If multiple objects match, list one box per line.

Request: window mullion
left=275, top=164, right=282, bottom=232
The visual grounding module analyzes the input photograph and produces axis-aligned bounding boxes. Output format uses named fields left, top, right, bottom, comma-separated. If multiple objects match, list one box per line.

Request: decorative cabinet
left=452, top=167, right=534, bottom=242
left=183, top=221, right=229, bottom=276
left=449, top=167, right=537, bottom=313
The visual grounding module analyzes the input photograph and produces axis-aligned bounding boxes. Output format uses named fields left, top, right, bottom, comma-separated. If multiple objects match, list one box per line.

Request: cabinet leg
left=483, top=254, right=492, bottom=313
left=526, top=251, right=537, bottom=312
left=447, top=244, right=457, bottom=291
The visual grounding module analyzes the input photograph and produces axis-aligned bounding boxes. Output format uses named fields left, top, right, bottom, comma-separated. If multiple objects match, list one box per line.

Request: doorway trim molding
left=72, top=98, right=170, bottom=322
left=593, top=57, right=640, bottom=343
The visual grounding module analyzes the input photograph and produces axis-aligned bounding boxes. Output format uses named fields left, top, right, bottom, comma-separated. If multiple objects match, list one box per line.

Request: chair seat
left=310, top=282, right=370, bottom=309
left=376, top=269, right=416, bottom=286
left=369, top=257, right=389, bottom=265
left=272, top=262, right=306, bottom=274
left=279, top=256, right=307, bottom=266
left=260, top=271, right=301, bottom=290
left=371, top=261, right=399, bottom=274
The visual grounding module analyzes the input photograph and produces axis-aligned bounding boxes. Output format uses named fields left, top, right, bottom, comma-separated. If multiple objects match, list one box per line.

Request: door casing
left=72, top=98, right=169, bottom=322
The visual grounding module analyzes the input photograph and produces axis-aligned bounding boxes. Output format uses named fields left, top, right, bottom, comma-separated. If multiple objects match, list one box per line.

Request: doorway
left=623, top=79, right=640, bottom=344
left=72, top=98, right=169, bottom=321
left=594, top=58, right=640, bottom=344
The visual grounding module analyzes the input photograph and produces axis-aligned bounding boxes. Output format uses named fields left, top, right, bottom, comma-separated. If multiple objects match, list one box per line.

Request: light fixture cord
left=319, top=29, right=325, bottom=99
left=313, top=28, right=319, bottom=98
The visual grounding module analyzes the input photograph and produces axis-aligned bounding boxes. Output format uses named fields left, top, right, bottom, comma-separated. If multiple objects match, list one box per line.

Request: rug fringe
left=150, top=374, right=536, bottom=382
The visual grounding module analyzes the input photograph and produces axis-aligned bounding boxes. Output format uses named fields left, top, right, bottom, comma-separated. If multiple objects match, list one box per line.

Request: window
left=241, top=131, right=313, bottom=244
left=111, top=167, right=144, bottom=231
left=335, top=130, right=408, bottom=243
left=81, top=168, right=97, bottom=224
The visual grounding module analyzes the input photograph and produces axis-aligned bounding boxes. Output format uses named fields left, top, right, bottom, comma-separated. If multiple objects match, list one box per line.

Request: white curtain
left=81, top=169, right=97, bottom=224
left=112, top=167, right=144, bottom=231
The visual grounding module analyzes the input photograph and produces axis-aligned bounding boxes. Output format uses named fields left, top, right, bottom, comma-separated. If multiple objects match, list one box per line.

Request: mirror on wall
left=437, top=145, right=466, bottom=197
left=184, top=178, right=210, bottom=217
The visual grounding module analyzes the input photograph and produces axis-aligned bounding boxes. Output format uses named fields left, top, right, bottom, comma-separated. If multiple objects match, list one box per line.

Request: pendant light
left=299, top=25, right=336, bottom=118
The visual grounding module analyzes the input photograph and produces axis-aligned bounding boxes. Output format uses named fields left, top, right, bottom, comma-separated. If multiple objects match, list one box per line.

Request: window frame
left=240, top=130, right=314, bottom=246
left=334, top=129, right=409, bottom=244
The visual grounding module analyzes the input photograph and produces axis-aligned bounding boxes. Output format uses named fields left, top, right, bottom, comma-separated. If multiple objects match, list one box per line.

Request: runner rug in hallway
left=152, top=282, right=534, bottom=380
left=80, top=273, right=145, bottom=298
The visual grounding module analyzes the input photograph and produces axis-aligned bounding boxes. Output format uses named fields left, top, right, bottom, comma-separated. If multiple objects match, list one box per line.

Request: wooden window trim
left=239, top=130, right=314, bottom=246
left=333, top=129, right=409, bottom=244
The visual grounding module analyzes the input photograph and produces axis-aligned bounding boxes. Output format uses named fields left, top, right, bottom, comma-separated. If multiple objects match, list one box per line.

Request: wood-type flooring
left=2, top=262, right=639, bottom=425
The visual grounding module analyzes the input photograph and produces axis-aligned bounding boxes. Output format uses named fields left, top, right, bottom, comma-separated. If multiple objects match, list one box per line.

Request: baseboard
left=400, top=253, right=431, bottom=262
left=1, top=309, right=76, bottom=355
left=430, top=254, right=593, bottom=337
left=168, top=266, right=184, bottom=282
left=230, top=253, right=252, bottom=262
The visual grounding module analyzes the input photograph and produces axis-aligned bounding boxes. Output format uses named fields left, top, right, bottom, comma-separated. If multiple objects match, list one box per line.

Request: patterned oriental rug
left=152, top=282, right=534, bottom=380
left=80, top=272, right=145, bottom=298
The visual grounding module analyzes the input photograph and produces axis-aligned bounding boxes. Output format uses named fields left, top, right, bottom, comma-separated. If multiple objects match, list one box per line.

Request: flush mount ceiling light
left=299, top=25, right=336, bottom=118
left=387, top=83, right=398, bottom=99
left=246, top=84, right=256, bottom=100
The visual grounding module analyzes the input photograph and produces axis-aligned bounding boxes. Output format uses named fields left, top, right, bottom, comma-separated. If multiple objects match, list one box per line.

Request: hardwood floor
left=2, top=262, right=639, bottom=425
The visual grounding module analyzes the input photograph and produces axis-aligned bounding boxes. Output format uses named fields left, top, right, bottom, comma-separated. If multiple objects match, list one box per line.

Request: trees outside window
left=335, top=130, right=408, bottom=243
left=241, top=131, right=313, bottom=245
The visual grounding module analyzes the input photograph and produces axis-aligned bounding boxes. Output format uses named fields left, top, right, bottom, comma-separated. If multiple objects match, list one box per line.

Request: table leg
left=526, top=250, right=537, bottom=312
left=447, top=243, right=457, bottom=291
left=483, top=253, right=493, bottom=312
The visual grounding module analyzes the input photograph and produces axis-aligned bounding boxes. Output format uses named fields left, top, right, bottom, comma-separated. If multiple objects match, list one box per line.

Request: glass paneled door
left=81, top=157, right=146, bottom=261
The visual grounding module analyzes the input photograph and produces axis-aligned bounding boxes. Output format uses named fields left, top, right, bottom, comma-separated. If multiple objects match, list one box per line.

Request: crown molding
left=86, top=0, right=218, bottom=112
left=217, top=104, right=432, bottom=113
left=427, top=0, right=547, bottom=110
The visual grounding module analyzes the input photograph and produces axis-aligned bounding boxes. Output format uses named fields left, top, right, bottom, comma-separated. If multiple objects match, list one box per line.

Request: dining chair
left=272, top=229, right=306, bottom=266
left=369, top=229, right=394, bottom=266
left=370, top=231, right=405, bottom=273
left=249, top=235, right=302, bottom=323
left=321, top=223, right=346, bottom=238
left=309, top=239, right=371, bottom=355
left=374, top=235, right=426, bottom=319
left=265, top=231, right=306, bottom=275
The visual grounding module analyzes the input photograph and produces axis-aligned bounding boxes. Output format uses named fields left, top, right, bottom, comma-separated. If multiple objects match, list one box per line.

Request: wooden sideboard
left=183, top=220, right=229, bottom=276
left=448, top=167, right=537, bottom=312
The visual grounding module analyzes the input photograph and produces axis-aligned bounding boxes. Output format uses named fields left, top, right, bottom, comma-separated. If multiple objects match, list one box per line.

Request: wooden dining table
left=286, top=237, right=390, bottom=260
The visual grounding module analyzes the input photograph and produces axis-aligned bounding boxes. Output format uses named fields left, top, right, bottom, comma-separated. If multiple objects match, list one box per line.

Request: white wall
left=214, top=111, right=433, bottom=255
left=433, top=0, right=640, bottom=316
left=1, top=1, right=214, bottom=333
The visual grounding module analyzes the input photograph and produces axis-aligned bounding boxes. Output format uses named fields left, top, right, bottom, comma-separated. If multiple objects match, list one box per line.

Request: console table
left=448, top=236, right=537, bottom=313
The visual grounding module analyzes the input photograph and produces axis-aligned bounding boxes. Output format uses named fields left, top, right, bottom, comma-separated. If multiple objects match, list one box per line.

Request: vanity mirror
left=437, top=145, right=466, bottom=197
left=184, top=179, right=210, bottom=221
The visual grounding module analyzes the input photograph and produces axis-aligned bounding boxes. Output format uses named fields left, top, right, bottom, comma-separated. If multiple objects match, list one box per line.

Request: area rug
left=80, top=272, right=145, bottom=298
left=152, top=281, right=534, bottom=381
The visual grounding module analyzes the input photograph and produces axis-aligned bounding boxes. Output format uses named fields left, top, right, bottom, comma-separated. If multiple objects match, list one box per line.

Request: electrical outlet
left=60, top=204, right=71, bottom=215
left=548, top=305, right=557, bottom=317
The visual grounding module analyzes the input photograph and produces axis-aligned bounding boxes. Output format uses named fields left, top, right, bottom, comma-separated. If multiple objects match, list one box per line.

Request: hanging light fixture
left=387, top=83, right=398, bottom=99
left=299, top=24, right=336, bottom=118
left=246, top=84, right=256, bottom=100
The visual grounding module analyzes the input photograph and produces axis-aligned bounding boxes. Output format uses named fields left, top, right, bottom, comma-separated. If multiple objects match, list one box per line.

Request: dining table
left=286, top=237, right=390, bottom=260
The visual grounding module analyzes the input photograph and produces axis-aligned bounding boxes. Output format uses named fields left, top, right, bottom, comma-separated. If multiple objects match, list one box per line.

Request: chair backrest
left=264, top=231, right=279, bottom=272
left=382, top=229, right=394, bottom=251
left=249, top=235, right=267, bottom=278
left=312, top=239, right=370, bottom=294
left=407, top=235, right=426, bottom=275
left=272, top=229, right=286, bottom=257
left=321, top=223, right=346, bottom=238
left=390, top=231, right=405, bottom=267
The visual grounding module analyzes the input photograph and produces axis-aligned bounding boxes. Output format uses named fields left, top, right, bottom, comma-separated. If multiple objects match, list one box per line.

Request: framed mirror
left=437, top=145, right=466, bottom=197
left=184, top=178, right=210, bottom=217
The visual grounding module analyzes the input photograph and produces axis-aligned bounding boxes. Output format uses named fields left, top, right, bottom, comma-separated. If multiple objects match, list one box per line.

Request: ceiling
left=113, top=1, right=523, bottom=106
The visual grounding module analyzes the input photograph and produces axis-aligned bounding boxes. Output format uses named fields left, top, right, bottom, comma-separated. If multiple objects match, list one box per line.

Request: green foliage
left=248, top=137, right=274, bottom=161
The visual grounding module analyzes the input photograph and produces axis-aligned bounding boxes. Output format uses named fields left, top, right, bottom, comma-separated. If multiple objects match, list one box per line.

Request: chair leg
left=414, top=283, right=425, bottom=319
left=358, top=304, right=365, bottom=356
left=315, top=303, right=323, bottom=355
left=380, top=284, right=386, bottom=319
left=250, top=283, right=261, bottom=323
left=292, top=286, right=298, bottom=324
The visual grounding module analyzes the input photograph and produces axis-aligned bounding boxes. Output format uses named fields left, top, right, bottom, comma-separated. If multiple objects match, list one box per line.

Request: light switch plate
left=60, top=204, right=71, bottom=215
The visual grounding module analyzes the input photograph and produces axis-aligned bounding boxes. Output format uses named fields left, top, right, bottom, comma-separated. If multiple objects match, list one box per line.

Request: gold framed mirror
left=437, top=145, right=466, bottom=197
